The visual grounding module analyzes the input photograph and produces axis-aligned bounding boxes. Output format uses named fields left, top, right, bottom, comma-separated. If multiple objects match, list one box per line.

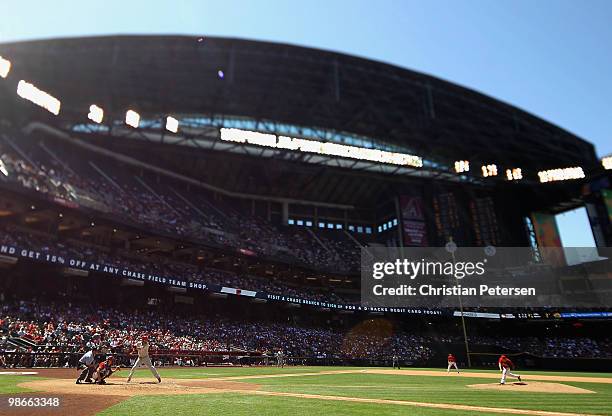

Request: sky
left=556, top=207, right=596, bottom=248
left=2, top=0, right=609, bottom=245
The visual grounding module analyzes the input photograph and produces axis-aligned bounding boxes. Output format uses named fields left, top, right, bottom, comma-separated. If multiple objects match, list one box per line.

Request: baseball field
left=1, top=366, right=611, bottom=415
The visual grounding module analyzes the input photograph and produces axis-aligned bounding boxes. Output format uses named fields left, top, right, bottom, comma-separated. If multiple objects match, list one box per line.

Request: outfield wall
left=2, top=351, right=612, bottom=372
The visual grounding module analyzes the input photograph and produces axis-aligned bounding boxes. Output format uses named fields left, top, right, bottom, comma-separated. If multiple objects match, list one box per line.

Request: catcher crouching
left=93, top=355, right=120, bottom=385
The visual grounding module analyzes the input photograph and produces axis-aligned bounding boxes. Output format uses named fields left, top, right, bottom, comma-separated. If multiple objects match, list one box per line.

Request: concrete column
left=282, top=201, right=289, bottom=225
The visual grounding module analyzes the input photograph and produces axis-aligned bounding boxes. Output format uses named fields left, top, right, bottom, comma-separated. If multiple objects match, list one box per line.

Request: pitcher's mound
left=468, top=381, right=595, bottom=394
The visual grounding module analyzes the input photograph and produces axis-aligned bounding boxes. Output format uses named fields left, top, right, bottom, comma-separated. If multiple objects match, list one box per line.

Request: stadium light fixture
left=538, top=167, right=585, bottom=183
left=602, top=156, right=612, bottom=170
left=165, top=116, right=179, bottom=133
left=0, top=56, right=11, bottom=78
left=87, top=104, right=104, bottom=124
left=16, top=80, right=61, bottom=115
left=505, top=168, right=522, bottom=181
left=481, top=164, right=498, bottom=177
left=454, top=160, right=469, bottom=173
left=125, top=110, right=140, bottom=128
left=219, top=128, right=423, bottom=168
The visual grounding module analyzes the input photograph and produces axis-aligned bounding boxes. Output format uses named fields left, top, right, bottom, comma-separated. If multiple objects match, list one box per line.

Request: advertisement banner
left=531, top=212, right=566, bottom=266
left=400, top=195, right=428, bottom=246
left=0, top=241, right=443, bottom=315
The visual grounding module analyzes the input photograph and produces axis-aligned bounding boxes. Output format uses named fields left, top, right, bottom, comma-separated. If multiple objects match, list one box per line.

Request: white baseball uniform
left=499, top=357, right=521, bottom=384
left=446, top=355, right=459, bottom=373
left=79, top=350, right=95, bottom=366
left=447, top=361, right=459, bottom=372
left=500, top=366, right=521, bottom=384
left=127, top=341, right=160, bottom=382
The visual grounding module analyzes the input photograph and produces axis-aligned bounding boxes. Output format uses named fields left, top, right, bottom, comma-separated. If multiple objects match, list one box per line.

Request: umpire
left=76, top=348, right=98, bottom=384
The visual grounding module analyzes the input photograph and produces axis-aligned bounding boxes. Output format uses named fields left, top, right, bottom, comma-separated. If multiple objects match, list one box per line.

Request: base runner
left=447, top=353, right=459, bottom=373
left=127, top=336, right=161, bottom=383
left=498, top=354, right=522, bottom=384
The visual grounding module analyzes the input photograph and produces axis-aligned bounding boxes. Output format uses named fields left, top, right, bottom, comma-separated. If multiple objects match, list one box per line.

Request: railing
left=0, top=351, right=431, bottom=369
left=2, top=349, right=611, bottom=371
left=0, top=351, right=254, bottom=369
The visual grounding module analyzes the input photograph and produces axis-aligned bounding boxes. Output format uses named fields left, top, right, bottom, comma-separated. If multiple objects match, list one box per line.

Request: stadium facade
left=1, top=36, right=608, bottom=248
left=0, top=36, right=610, bottom=370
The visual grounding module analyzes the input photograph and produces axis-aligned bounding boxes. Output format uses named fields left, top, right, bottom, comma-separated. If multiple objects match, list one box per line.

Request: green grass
left=0, top=375, right=47, bottom=394
left=251, top=372, right=612, bottom=415
left=123, top=365, right=352, bottom=379
left=122, top=366, right=612, bottom=378
left=108, top=366, right=612, bottom=415
left=123, top=366, right=612, bottom=380
left=2, top=367, right=611, bottom=415
left=97, top=393, right=507, bottom=416
left=408, top=368, right=612, bottom=378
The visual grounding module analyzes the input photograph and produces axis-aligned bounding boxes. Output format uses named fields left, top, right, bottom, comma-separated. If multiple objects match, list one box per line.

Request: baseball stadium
left=0, top=34, right=611, bottom=416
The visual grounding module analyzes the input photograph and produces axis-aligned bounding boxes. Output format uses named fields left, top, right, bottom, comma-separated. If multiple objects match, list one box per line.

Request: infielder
left=447, top=353, right=459, bottom=373
left=75, top=348, right=98, bottom=384
left=392, top=354, right=400, bottom=369
left=498, top=354, right=522, bottom=384
left=276, top=350, right=285, bottom=368
left=127, top=336, right=161, bottom=383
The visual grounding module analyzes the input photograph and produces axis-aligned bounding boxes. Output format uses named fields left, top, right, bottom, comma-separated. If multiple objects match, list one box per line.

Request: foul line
left=248, top=390, right=601, bottom=416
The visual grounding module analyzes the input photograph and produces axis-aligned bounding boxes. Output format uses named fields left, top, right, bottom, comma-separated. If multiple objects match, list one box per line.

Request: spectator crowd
left=0, top=136, right=361, bottom=273
left=1, top=300, right=610, bottom=370
left=0, top=300, right=433, bottom=366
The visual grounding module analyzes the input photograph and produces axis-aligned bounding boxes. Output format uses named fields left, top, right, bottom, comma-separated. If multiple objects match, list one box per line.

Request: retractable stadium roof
left=0, top=35, right=598, bottom=175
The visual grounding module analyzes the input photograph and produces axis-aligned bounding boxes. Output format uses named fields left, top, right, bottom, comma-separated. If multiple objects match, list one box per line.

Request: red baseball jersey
left=499, top=356, right=513, bottom=369
left=98, top=358, right=114, bottom=371
left=448, top=354, right=456, bottom=362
